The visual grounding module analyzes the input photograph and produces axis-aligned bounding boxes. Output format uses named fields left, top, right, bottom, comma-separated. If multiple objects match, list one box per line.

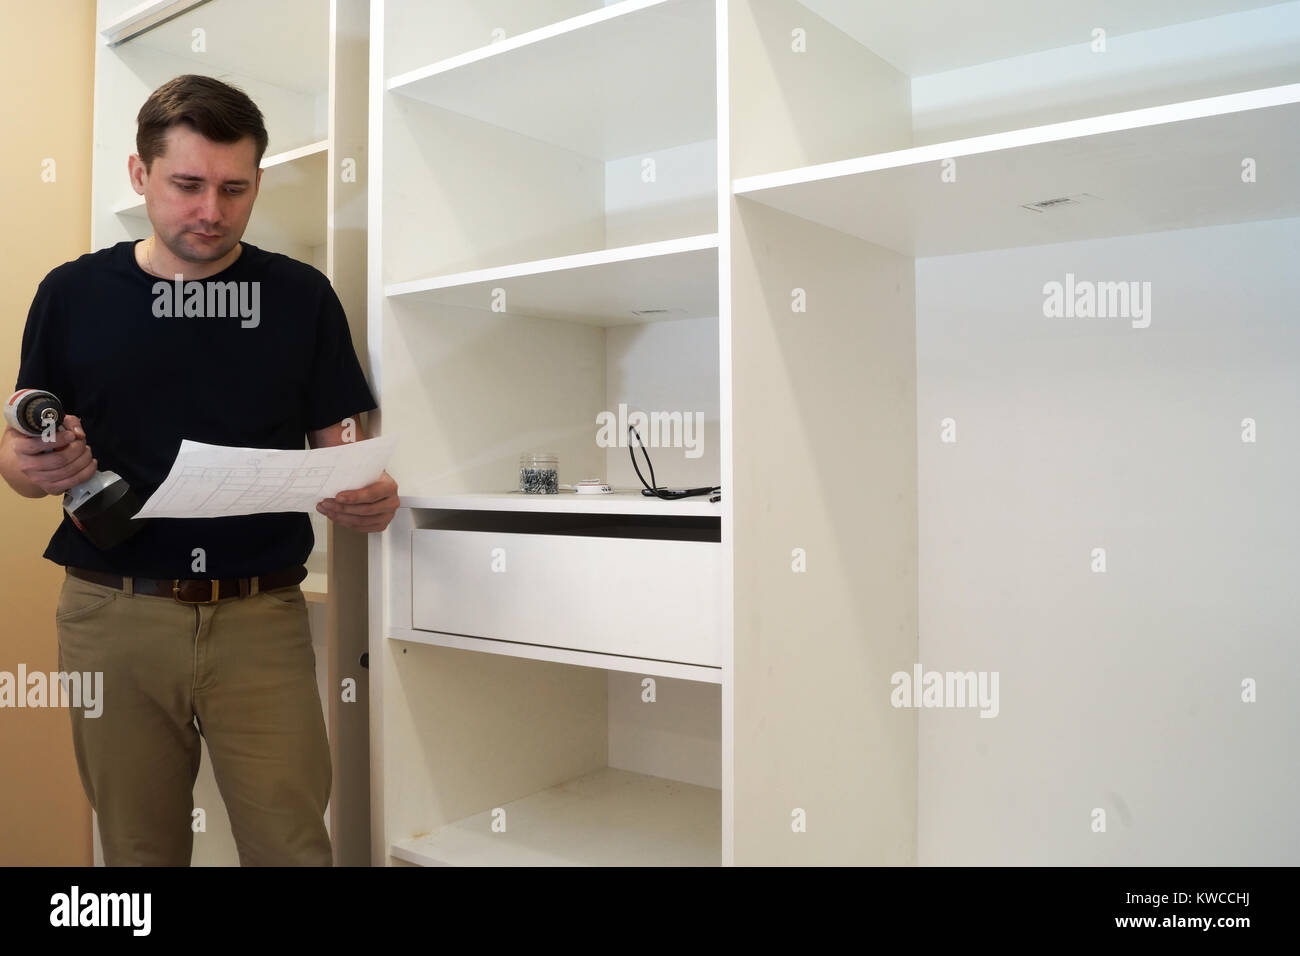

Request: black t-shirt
left=13, top=240, right=377, bottom=577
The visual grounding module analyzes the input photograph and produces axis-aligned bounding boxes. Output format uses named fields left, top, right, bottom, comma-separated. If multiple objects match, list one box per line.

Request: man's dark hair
left=136, top=74, right=268, bottom=171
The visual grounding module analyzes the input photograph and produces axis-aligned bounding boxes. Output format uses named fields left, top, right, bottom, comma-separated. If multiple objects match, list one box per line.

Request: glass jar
left=519, top=452, right=559, bottom=494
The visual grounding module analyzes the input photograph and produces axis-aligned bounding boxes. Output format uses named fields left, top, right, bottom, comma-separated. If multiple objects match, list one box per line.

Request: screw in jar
left=519, top=452, right=559, bottom=494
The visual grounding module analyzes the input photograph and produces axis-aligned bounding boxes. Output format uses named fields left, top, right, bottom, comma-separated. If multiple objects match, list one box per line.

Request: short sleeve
left=304, top=281, right=377, bottom=432
left=13, top=279, right=71, bottom=403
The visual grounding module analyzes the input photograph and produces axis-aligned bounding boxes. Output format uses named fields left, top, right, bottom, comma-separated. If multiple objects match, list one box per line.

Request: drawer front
left=410, top=529, right=721, bottom=667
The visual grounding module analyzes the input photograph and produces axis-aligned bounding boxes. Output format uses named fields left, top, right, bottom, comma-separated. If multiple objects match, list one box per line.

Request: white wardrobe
left=369, top=0, right=1299, bottom=866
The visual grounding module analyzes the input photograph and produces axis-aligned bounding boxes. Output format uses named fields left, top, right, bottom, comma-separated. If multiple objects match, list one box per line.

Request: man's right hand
left=6, top=414, right=98, bottom=495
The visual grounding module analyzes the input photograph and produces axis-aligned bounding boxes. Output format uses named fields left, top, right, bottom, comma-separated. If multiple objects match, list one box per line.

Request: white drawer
left=410, top=527, right=722, bottom=667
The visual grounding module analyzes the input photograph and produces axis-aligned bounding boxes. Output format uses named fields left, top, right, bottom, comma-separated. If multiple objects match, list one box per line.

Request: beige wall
left=0, top=0, right=96, bottom=865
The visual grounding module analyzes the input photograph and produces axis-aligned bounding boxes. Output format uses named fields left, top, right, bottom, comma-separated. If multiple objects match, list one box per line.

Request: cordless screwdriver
left=5, top=389, right=143, bottom=549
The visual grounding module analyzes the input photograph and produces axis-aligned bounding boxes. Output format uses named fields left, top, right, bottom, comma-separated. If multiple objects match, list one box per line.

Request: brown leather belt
left=67, top=564, right=308, bottom=604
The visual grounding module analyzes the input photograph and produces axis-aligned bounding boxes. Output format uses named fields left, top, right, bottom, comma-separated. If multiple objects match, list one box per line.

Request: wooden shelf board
left=390, top=625, right=722, bottom=684
left=260, top=139, right=331, bottom=168
left=386, top=234, right=720, bottom=325
left=400, top=490, right=720, bottom=516
left=386, top=0, right=715, bottom=160
left=102, top=0, right=328, bottom=95
left=389, top=766, right=721, bottom=866
left=99, top=0, right=201, bottom=45
left=794, top=0, right=1280, bottom=77
left=387, top=0, right=676, bottom=87
left=733, top=84, right=1300, bottom=257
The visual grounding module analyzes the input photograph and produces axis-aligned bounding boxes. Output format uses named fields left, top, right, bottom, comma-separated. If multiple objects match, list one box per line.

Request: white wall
left=607, top=672, right=720, bottom=788
left=915, top=217, right=1300, bottom=864
left=604, top=138, right=716, bottom=248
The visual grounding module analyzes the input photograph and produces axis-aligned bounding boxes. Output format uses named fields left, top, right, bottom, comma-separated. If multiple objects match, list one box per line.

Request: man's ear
left=127, top=154, right=146, bottom=195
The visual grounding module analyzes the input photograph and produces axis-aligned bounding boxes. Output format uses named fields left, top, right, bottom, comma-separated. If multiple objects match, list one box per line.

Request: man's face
left=131, top=124, right=262, bottom=264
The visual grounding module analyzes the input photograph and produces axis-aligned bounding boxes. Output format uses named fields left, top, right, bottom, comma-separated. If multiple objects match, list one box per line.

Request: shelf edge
left=385, top=0, right=679, bottom=94
left=385, top=233, right=720, bottom=299
left=389, top=626, right=723, bottom=683
left=733, top=82, right=1300, bottom=196
left=99, top=0, right=203, bottom=46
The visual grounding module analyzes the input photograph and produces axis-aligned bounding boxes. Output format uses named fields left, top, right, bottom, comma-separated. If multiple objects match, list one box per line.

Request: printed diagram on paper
left=134, top=435, right=397, bottom=519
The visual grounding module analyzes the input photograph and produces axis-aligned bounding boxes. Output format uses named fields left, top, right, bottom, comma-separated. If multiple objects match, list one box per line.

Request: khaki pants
left=54, top=569, right=333, bottom=866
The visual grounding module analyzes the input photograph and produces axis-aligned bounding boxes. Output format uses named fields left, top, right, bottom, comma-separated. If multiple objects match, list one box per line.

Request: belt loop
left=251, top=575, right=259, bottom=597
left=123, top=575, right=134, bottom=598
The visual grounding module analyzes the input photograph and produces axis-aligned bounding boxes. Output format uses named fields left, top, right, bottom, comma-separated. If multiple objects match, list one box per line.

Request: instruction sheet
left=133, top=435, right=398, bottom=519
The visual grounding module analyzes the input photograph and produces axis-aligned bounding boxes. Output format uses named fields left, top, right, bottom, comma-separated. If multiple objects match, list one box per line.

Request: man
left=0, top=75, right=397, bottom=865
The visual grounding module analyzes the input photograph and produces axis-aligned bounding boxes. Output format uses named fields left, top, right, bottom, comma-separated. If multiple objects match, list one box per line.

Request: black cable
left=629, top=424, right=664, bottom=497
left=628, top=425, right=720, bottom=500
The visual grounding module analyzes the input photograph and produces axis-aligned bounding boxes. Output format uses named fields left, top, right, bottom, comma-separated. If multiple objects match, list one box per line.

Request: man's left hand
left=316, top=470, right=398, bottom=532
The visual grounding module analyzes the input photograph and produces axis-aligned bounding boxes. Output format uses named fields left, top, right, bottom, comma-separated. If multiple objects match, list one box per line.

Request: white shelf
left=385, top=234, right=719, bottom=325
left=99, top=0, right=199, bottom=45
left=387, top=0, right=672, bottom=86
left=102, top=0, right=328, bottom=96
left=796, top=0, right=1280, bottom=77
left=386, top=0, right=715, bottom=160
left=389, top=767, right=721, bottom=866
left=113, top=140, right=329, bottom=248
left=400, top=490, right=720, bottom=516
left=390, top=626, right=722, bottom=684
left=255, top=139, right=331, bottom=168
left=733, top=84, right=1300, bottom=257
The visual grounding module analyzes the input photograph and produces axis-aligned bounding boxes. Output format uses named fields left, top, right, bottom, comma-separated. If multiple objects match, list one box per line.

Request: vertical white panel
left=916, top=218, right=1300, bottom=865
left=729, top=0, right=912, bottom=179
left=730, top=195, right=918, bottom=864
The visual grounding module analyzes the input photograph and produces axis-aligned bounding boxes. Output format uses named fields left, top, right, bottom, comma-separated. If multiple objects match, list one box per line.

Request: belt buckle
left=173, top=579, right=220, bottom=604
